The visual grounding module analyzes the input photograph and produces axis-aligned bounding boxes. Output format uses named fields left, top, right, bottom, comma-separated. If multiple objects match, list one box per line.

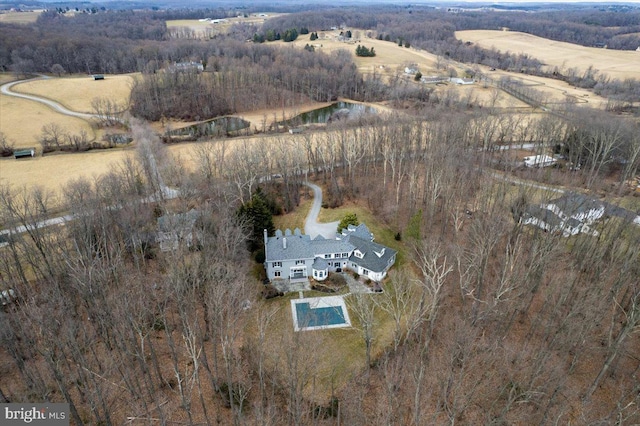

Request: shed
left=523, top=155, right=556, bottom=168
left=14, top=148, right=35, bottom=159
left=92, top=74, right=105, bottom=80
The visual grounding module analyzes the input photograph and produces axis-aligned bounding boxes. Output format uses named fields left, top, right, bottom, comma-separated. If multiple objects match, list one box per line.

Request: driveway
left=303, top=182, right=339, bottom=239
left=1, top=77, right=98, bottom=120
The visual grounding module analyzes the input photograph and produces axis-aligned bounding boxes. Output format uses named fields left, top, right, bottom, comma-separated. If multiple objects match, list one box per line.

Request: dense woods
left=129, top=40, right=380, bottom=120
left=1, top=110, right=639, bottom=424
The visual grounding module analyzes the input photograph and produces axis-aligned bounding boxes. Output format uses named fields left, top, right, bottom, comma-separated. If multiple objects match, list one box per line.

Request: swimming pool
left=291, top=296, right=351, bottom=331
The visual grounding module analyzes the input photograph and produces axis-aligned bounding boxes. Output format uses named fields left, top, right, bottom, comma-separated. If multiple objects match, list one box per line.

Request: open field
left=0, top=148, right=134, bottom=195
left=0, top=10, right=42, bottom=24
left=290, top=32, right=531, bottom=109
left=0, top=94, right=96, bottom=149
left=166, top=13, right=285, bottom=38
left=12, top=74, right=135, bottom=113
left=456, top=30, right=640, bottom=81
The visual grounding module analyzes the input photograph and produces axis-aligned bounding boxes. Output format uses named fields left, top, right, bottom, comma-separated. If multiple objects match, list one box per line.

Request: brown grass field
left=0, top=94, right=96, bottom=149
left=0, top=148, right=135, bottom=196
left=0, top=10, right=42, bottom=24
left=12, top=74, right=135, bottom=113
left=166, top=13, right=286, bottom=38
left=456, top=30, right=640, bottom=81
left=1, top=26, right=616, bottom=197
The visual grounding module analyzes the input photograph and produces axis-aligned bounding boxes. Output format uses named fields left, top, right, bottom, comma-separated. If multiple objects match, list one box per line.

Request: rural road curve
left=303, top=182, right=339, bottom=239
left=1, top=77, right=98, bottom=120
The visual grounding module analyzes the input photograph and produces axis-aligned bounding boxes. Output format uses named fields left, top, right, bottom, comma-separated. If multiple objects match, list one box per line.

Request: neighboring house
left=156, top=209, right=201, bottom=252
left=404, top=67, right=418, bottom=75
left=168, top=62, right=204, bottom=73
left=264, top=223, right=396, bottom=283
left=520, top=192, right=640, bottom=237
left=523, top=154, right=557, bottom=168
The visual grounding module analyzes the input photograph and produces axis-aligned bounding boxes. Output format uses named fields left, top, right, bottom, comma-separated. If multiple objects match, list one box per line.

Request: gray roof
left=310, top=238, right=354, bottom=256
left=266, top=234, right=313, bottom=261
left=548, top=193, right=603, bottom=216
left=157, top=209, right=200, bottom=233
left=343, top=223, right=373, bottom=241
left=565, top=218, right=582, bottom=228
left=549, top=192, right=638, bottom=221
left=312, top=257, right=329, bottom=270
left=524, top=205, right=562, bottom=227
left=348, top=235, right=397, bottom=273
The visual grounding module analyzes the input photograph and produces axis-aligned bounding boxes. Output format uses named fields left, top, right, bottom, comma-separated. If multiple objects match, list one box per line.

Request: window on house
left=296, top=260, right=305, bottom=265
left=324, top=254, right=330, bottom=259
left=274, top=271, right=281, bottom=277
left=273, top=261, right=282, bottom=268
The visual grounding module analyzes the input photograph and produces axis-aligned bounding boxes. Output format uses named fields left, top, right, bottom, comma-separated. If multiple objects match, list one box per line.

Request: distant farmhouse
left=264, top=223, right=396, bottom=283
left=520, top=192, right=640, bottom=237
left=168, top=61, right=204, bottom=73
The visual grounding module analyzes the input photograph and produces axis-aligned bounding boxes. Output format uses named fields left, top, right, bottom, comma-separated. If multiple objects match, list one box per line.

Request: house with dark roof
left=156, top=209, right=201, bottom=252
left=520, top=192, right=640, bottom=237
left=264, top=223, right=396, bottom=283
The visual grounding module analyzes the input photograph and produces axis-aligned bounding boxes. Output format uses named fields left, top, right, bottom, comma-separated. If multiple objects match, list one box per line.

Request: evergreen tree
left=337, top=213, right=359, bottom=233
left=237, top=187, right=276, bottom=252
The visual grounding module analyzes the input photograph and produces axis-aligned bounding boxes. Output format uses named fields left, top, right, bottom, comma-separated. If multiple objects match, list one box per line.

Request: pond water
left=167, top=116, right=250, bottom=138
left=277, top=101, right=377, bottom=127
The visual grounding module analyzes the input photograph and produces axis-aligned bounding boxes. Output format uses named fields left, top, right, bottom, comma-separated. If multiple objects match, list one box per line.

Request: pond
left=277, top=101, right=377, bottom=127
left=167, top=116, right=251, bottom=138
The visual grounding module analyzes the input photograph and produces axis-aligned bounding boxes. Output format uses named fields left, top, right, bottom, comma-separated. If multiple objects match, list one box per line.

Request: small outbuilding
left=92, top=74, right=105, bottom=80
left=523, top=154, right=557, bottom=168
left=14, top=148, right=35, bottom=159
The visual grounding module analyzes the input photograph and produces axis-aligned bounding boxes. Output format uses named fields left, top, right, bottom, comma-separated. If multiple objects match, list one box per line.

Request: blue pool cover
left=295, top=302, right=347, bottom=328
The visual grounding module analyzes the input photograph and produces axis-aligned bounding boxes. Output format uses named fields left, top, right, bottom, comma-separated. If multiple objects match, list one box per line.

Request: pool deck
left=291, top=295, right=352, bottom=332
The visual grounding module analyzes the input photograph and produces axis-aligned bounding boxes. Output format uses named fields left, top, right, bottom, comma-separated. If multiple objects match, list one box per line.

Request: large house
left=520, top=192, right=640, bottom=237
left=264, top=223, right=396, bottom=282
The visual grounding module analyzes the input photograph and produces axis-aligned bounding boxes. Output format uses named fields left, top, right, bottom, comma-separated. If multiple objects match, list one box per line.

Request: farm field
left=166, top=13, right=285, bottom=38
left=0, top=10, right=42, bottom=24
left=456, top=30, right=640, bottom=81
left=290, top=32, right=531, bottom=109
left=12, top=74, right=135, bottom=113
left=0, top=94, right=95, bottom=150
left=0, top=148, right=134, bottom=195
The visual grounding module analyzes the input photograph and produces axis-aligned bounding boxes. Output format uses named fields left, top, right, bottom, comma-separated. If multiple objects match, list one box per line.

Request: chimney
left=283, top=237, right=287, bottom=249
left=264, top=229, right=268, bottom=245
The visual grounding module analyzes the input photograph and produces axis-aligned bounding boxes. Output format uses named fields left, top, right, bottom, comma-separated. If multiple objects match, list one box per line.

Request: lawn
left=254, top=289, right=395, bottom=403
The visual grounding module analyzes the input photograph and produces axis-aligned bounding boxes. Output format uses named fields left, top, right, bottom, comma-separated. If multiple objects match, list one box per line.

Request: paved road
left=303, top=182, right=339, bottom=239
left=1, top=77, right=97, bottom=120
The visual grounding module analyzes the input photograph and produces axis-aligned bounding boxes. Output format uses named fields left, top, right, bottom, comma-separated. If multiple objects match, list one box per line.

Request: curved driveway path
left=1, top=77, right=98, bottom=120
left=303, top=182, right=339, bottom=239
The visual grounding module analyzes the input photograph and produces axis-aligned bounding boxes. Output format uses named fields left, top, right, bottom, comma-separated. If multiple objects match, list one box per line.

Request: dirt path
left=303, top=182, right=339, bottom=239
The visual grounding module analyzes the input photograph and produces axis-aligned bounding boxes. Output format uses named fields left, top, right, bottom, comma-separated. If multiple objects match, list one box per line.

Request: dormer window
left=354, top=249, right=364, bottom=259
